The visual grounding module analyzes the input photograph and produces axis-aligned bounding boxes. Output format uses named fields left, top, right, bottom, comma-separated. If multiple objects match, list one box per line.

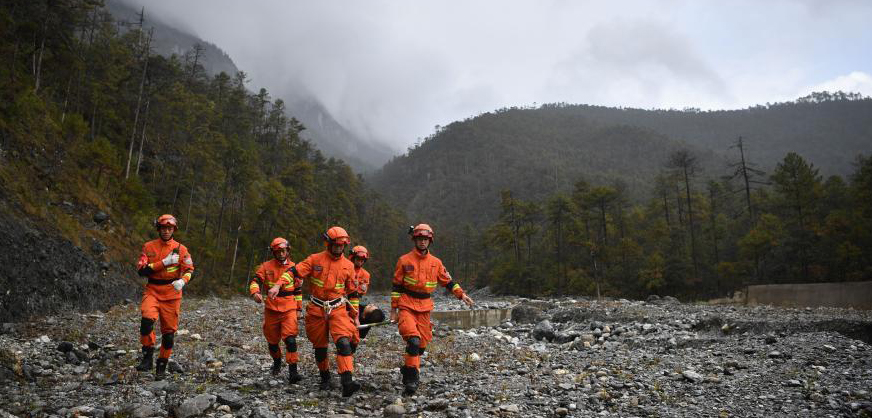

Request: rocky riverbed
left=1, top=292, right=871, bottom=417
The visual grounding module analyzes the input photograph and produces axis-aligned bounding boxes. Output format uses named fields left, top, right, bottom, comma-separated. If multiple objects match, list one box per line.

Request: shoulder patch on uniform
left=314, top=265, right=323, bottom=272
left=403, top=264, right=414, bottom=272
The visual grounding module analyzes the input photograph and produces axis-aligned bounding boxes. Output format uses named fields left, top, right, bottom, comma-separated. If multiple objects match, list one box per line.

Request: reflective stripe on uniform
left=403, top=276, right=417, bottom=285
left=425, top=281, right=437, bottom=288
left=312, top=278, right=324, bottom=287
left=334, top=283, right=345, bottom=289
left=166, top=266, right=179, bottom=273
left=452, top=283, right=460, bottom=290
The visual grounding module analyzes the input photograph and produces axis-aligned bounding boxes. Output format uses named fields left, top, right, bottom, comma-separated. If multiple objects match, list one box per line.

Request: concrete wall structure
left=746, top=281, right=872, bottom=310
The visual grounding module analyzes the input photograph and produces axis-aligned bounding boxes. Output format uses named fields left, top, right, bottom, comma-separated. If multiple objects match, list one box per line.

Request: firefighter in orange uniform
left=249, top=237, right=302, bottom=383
left=135, top=214, right=194, bottom=380
left=391, top=224, right=474, bottom=395
left=290, top=226, right=362, bottom=397
left=347, top=245, right=370, bottom=353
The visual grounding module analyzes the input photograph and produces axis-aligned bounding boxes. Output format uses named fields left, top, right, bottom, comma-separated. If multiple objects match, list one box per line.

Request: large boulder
left=511, top=303, right=546, bottom=324
left=532, top=320, right=555, bottom=342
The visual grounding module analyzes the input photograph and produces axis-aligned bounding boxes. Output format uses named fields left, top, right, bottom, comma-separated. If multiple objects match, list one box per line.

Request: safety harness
left=309, top=295, right=348, bottom=315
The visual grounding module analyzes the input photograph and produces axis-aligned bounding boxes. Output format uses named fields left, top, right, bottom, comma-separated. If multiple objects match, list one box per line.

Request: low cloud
left=119, top=0, right=872, bottom=155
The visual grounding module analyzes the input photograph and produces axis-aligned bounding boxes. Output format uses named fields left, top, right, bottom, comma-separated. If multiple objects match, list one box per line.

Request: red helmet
left=323, top=226, right=350, bottom=245
left=350, top=245, right=369, bottom=260
left=155, top=214, right=178, bottom=230
left=270, top=237, right=289, bottom=251
left=410, top=223, right=434, bottom=241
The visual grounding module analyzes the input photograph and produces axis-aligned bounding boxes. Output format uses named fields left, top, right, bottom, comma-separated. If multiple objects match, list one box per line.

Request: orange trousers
left=263, top=308, right=299, bottom=364
left=304, top=303, right=356, bottom=373
left=140, top=293, right=181, bottom=359
left=398, top=308, right=432, bottom=369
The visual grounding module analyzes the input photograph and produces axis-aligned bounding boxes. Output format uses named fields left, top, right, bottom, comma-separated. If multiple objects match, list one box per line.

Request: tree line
left=473, top=143, right=872, bottom=299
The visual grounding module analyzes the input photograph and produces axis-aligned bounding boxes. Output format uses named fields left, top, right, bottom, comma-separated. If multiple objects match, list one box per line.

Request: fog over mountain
left=118, top=0, right=871, bottom=163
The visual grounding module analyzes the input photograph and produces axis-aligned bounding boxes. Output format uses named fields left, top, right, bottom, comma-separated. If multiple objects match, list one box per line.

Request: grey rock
left=146, top=380, right=169, bottom=392
left=130, top=404, right=163, bottom=418
left=56, top=341, right=74, bottom=353
left=176, top=394, right=216, bottom=418
left=216, top=391, right=244, bottom=409
left=682, top=370, right=704, bottom=383
left=383, top=404, right=405, bottom=417
left=425, top=398, right=449, bottom=411
left=250, top=406, right=277, bottom=418
left=93, top=211, right=110, bottom=223
left=531, top=320, right=555, bottom=342
left=499, top=404, right=520, bottom=413
left=167, top=360, right=184, bottom=373
left=661, top=296, right=680, bottom=304
left=511, top=304, right=546, bottom=324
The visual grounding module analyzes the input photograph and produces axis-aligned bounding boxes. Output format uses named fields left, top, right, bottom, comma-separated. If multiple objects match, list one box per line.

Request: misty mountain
left=106, top=0, right=238, bottom=77
left=108, top=0, right=393, bottom=172
left=283, top=95, right=396, bottom=173
left=370, top=94, right=872, bottom=234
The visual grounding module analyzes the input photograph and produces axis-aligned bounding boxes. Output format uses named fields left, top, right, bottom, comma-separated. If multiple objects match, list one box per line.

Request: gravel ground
left=1, top=292, right=871, bottom=417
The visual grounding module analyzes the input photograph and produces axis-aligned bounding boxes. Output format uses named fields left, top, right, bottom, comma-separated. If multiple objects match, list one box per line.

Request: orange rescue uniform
left=250, top=258, right=299, bottom=364
left=348, top=265, right=370, bottom=347
left=391, top=250, right=465, bottom=369
left=136, top=238, right=194, bottom=360
left=293, top=251, right=359, bottom=374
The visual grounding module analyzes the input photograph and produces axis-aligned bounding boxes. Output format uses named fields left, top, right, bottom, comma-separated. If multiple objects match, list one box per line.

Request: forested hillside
left=0, top=0, right=406, bottom=315
left=371, top=100, right=872, bottom=300
left=552, top=94, right=872, bottom=176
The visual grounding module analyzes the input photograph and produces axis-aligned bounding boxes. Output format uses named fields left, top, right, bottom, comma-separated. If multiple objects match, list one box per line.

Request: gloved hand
left=252, top=293, right=263, bottom=304
left=162, top=252, right=180, bottom=266
left=172, top=279, right=185, bottom=291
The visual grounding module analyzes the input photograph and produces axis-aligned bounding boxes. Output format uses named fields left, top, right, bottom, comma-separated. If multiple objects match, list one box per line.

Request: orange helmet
left=270, top=237, right=289, bottom=251
left=323, top=226, right=350, bottom=245
left=155, top=214, right=178, bottom=230
left=350, top=245, right=369, bottom=260
left=410, top=223, right=434, bottom=241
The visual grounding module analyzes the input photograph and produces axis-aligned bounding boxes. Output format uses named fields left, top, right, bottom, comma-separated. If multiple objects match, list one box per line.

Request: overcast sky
left=121, top=0, right=872, bottom=153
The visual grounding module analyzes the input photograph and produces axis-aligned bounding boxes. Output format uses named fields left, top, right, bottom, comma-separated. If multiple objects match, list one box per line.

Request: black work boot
left=288, top=363, right=302, bottom=384
left=318, top=370, right=335, bottom=390
left=340, top=371, right=361, bottom=397
left=155, top=358, right=168, bottom=380
left=270, top=357, right=283, bottom=376
left=403, top=367, right=419, bottom=396
left=135, top=347, right=154, bottom=372
left=400, top=366, right=410, bottom=385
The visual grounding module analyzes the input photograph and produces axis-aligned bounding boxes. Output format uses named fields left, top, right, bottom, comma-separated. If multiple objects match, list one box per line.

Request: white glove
left=162, top=252, right=180, bottom=266
left=172, top=279, right=185, bottom=291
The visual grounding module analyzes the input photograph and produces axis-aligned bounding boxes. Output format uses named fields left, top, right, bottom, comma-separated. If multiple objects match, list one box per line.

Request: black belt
left=148, top=278, right=175, bottom=285
left=399, top=287, right=431, bottom=299
left=277, top=289, right=302, bottom=297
